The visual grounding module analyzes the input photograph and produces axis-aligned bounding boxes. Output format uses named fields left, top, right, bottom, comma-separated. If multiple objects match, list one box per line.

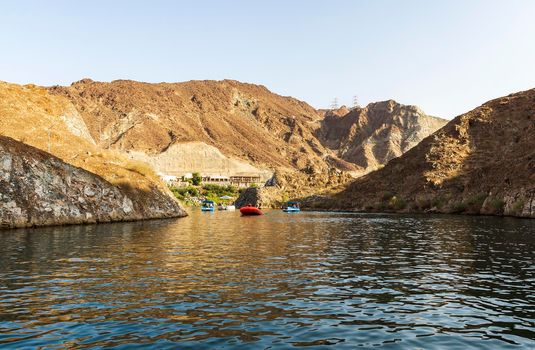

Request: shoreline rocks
left=0, top=136, right=187, bottom=229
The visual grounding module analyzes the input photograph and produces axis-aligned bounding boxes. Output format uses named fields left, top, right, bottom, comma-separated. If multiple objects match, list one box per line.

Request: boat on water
left=201, top=200, right=215, bottom=211
left=218, top=195, right=236, bottom=210
left=218, top=204, right=236, bottom=211
left=240, top=205, right=263, bottom=216
left=282, top=201, right=301, bottom=213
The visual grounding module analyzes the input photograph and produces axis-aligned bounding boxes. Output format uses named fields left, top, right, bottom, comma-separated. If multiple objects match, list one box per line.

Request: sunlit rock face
left=321, top=89, right=535, bottom=218
left=0, top=136, right=186, bottom=229
left=318, top=100, right=447, bottom=176
left=0, top=81, right=187, bottom=229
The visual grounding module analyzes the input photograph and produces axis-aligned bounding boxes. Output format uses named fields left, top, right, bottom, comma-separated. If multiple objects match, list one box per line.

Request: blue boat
left=201, top=200, right=215, bottom=211
left=282, top=201, right=301, bottom=213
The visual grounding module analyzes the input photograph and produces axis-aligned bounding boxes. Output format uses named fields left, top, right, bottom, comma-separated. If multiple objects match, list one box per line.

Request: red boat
left=240, top=205, right=263, bottom=216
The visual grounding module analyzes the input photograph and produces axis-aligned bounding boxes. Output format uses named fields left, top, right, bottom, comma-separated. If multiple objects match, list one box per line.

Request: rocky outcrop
left=235, top=187, right=263, bottom=208
left=318, top=89, right=535, bottom=218
left=0, top=81, right=187, bottom=229
left=235, top=186, right=286, bottom=209
left=318, top=100, right=447, bottom=175
left=0, top=136, right=186, bottom=229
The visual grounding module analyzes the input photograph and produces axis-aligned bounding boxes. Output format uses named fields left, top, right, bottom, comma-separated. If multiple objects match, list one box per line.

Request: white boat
left=218, top=204, right=236, bottom=211
left=218, top=195, right=235, bottom=210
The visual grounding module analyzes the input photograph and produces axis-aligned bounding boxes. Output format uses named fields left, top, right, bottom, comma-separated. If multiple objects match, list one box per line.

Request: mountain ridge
left=318, top=99, right=447, bottom=175
left=48, top=78, right=445, bottom=197
left=314, top=88, right=535, bottom=218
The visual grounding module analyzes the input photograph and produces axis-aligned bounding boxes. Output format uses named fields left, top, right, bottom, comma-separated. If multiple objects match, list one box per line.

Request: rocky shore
left=0, top=136, right=186, bottom=229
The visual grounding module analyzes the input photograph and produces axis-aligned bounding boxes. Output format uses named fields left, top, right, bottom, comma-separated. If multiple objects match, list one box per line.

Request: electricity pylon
left=330, top=98, right=339, bottom=109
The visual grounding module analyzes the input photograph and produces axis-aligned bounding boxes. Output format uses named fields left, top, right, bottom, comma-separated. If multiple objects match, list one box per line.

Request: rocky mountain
left=49, top=79, right=443, bottom=198
left=49, top=79, right=340, bottom=169
left=318, top=100, right=447, bottom=175
left=0, top=82, right=186, bottom=228
left=49, top=79, right=364, bottom=197
left=0, top=136, right=185, bottom=228
left=318, top=89, right=535, bottom=218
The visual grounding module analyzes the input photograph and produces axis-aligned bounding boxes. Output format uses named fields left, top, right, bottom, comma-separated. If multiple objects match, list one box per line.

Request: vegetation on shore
left=170, top=184, right=240, bottom=205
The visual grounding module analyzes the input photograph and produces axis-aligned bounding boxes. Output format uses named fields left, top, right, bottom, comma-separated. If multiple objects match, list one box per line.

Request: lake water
left=0, top=210, right=534, bottom=349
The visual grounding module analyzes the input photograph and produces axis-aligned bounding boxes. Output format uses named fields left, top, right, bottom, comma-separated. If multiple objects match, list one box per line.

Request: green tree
left=191, top=172, right=202, bottom=186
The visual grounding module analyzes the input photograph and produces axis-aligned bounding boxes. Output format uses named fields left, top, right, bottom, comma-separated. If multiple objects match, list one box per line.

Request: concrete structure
left=230, top=175, right=261, bottom=187
left=160, top=172, right=263, bottom=188
left=201, top=174, right=262, bottom=187
left=202, top=175, right=230, bottom=183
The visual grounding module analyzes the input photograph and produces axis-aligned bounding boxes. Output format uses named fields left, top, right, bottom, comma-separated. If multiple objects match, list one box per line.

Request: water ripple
left=0, top=211, right=534, bottom=349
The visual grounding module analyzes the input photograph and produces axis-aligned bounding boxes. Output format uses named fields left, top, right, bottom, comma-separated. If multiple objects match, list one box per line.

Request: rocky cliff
left=49, top=79, right=365, bottom=197
left=49, top=79, right=443, bottom=197
left=318, top=100, right=447, bottom=175
left=0, top=136, right=186, bottom=229
left=0, top=82, right=187, bottom=228
left=319, top=89, right=535, bottom=218
left=49, top=79, right=341, bottom=171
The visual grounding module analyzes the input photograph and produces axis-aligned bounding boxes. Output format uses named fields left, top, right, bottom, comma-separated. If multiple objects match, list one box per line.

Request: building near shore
left=160, top=173, right=263, bottom=188
left=202, top=175, right=229, bottom=183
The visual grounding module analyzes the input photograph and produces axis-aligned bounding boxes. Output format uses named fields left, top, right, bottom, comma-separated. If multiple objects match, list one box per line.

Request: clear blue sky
left=1, top=0, right=534, bottom=118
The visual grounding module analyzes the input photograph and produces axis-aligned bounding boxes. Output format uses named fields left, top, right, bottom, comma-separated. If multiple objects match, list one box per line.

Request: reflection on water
left=0, top=211, right=534, bottom=349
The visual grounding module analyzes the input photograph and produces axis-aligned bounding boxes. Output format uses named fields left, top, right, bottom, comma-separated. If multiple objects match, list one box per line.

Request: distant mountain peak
left=327, top=87, right=535, bottom=218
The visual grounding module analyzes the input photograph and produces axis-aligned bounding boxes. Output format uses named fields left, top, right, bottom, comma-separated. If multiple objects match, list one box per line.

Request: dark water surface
left=0, top=211, right=534, bottom=349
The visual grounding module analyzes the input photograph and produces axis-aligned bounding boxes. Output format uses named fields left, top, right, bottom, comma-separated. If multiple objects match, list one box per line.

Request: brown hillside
left=322, top=89, right=535, bottom=218
left=49, top=79, right=341, bottom=170
left=0, top=81, right=186, bottom=222
left=49, top=79, right=359, bottom=196
left=49, top=79, right=443, bottom=198
left=318, top=100, right=447, bottom=175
